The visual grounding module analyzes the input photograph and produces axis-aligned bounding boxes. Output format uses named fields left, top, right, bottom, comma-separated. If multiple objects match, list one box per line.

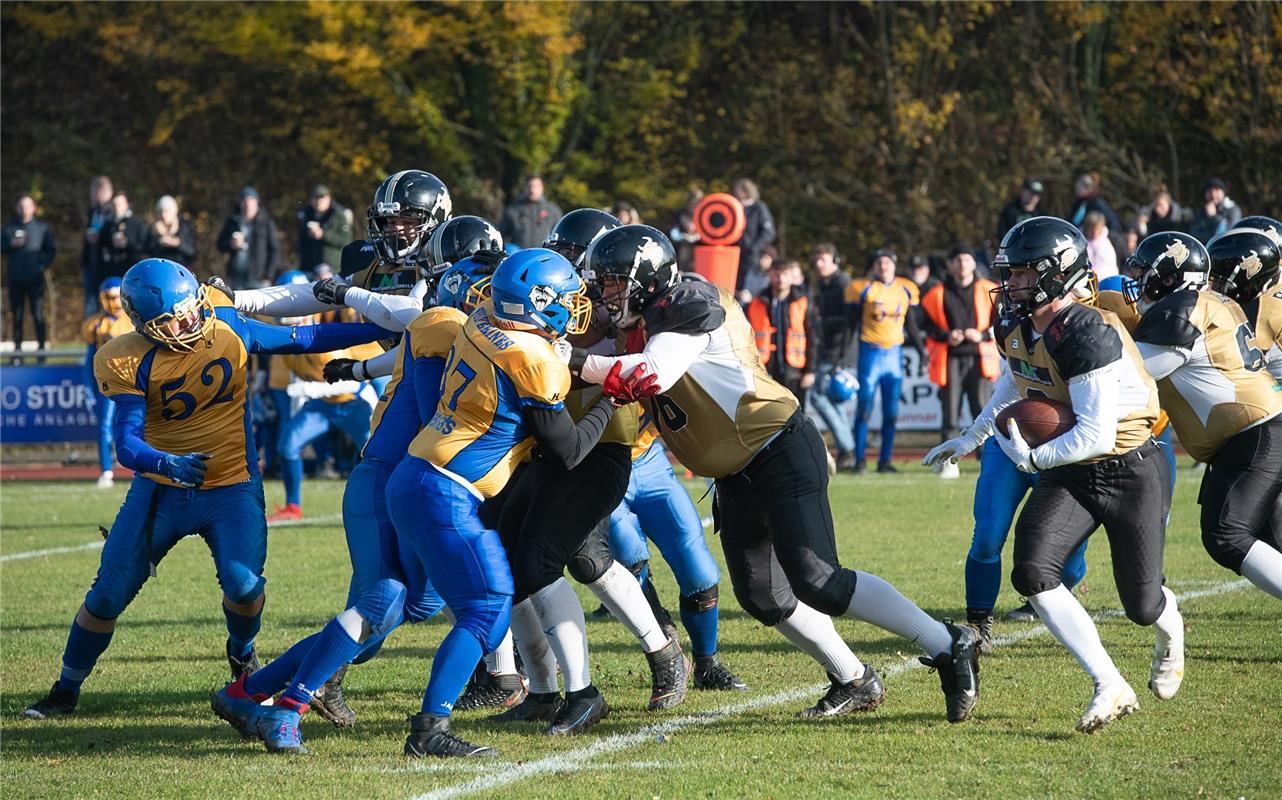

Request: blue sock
left=223, top=601, right=262, bottom=662
left=1061, top=543, right=1089, bottom=591
left=964, top=553, right=1002, bottom=611
left=636, top=563, right=651, bottom=590
left=680, top=602, right=719, bottom=659
left=57, top=620, right=114, bottom=694
left=284, top=458, right=303, bottom=506
left=352, top=631, right=389, bottom=665
left=243, top=631, right=319, bottom=697
left=879, top=420, right=898, bottom=464
left=422, top=626, right=484, bottom=716
left=853, top=418, right=869, bottom=461
left=280, top=618, right=363, bottom=707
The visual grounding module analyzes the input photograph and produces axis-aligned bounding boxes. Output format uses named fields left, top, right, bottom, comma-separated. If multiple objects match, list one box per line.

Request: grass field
left=2, top=465, right=1279, bottom=800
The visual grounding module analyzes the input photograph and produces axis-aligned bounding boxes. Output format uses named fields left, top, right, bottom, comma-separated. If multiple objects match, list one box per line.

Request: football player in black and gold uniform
left=1217, top=217, right=1282, bottom=381
left=576, top=225, right=981, bottom=725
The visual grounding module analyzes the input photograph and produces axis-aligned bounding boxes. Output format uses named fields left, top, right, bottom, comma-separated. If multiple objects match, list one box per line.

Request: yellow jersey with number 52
left=407, top=304, right=571, bottom=498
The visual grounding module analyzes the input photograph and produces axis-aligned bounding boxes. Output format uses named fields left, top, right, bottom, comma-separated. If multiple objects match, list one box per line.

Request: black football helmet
left=422, top=215, right=503, bottom=278
left=1231, top=215, right=1282, bottom=247
left=582, top=224, right=678, bottom=328
left=367, top=170, right=452, bottom=267
left=1207, top=229, right=1281, bottom=303
left=992, top=216, right=1092, bottom=318
left=1125, top=231, right=1209, bottom=304
left=543, top=208, right=622, bottom=266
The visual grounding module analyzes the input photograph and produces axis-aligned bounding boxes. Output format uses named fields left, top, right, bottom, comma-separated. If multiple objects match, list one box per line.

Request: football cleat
left=491, top=692, right=563, bottom=724
left=876, top=461, right=898, bottom=474
left=227, top=640, right=262, bottom=681
left=310, top=664, right=356, bottom=728
left=966, top=608, right=995, bottom=655
left=692, top=654, right=748, bottom=691
left=797, top=668, right=885, bottom=717
left=210, top=678, right=264, bottom=738
left=266, top=503, right=302, bottom=524
left=1004, top=601, right=1038, bottom=622
left=919, top=622, right=980, bottom=723
left=645, top=637, right=690, bottom=711
left=547, top=688, right=609, bottom=736
left=589, top=603, right=613, bottom=620
left=1149, top=640, right=1185, bottom=701
left=20, top=684, right=78, bottom=720
left=852, top=460, right=868, bottom=474
left=255, top=706, right=308, bottom=754
left=96, top=470, right=114, bottom=489
left=455, top=671, right=527, bottom=712
left=1076, top=682, right=1139, bottom=733
left=404, top=713, right=496, bottom=758
left=937, top=460, right=960, bottom=480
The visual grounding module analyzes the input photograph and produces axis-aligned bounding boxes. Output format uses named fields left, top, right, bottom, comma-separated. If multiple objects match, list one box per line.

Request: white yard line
left=409, top=578, right=1251, bottom=800
left=0, top=513, right=343, bottom=563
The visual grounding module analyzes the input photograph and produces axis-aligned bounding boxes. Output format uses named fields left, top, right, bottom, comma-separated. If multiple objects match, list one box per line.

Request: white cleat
left=937, top=460, right=960, bottom=480
left=1076, top=682, right=1139, bottom=734
left=96, top=470, right=114, bottom=489
left=1149, top=640, right=1185, bottom=701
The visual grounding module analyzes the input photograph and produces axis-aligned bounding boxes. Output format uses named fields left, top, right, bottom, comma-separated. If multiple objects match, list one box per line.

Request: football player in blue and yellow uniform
left=21, top=258, right=388, bottom=721
left=82, top=277, right=135, bottom=489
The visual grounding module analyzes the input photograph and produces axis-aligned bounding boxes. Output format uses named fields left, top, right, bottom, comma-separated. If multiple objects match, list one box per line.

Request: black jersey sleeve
left=523, top=397, right=615, bottom=470
left=1133, top=291, right=1201, bottom=349
left=1044, top=304, right=1124, bottom=379
left=641, top=281, right=726, bottom=336
left=340, top=239, right=378, bottom=279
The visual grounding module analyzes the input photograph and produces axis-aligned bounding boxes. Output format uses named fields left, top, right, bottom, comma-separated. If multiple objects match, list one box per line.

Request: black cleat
left=491, top=691, right=563, bottom=723
left=797, top=668, right=885, bottom=717
left=852, top=460, right=868, bottom=474
left=589, top=602, right=613, bottom=620
left=692, top=654, right=748, bottom=691
left=456, top=671, right=527, bottom=712
left=1004, top=601, right=1038, bottom=622
left=227, top=640, right=262, bottom=681
left=876, top=461, right=898, bottom=474
left=311, top=664, right=357, bottom=728
left=920, top=622, right=980, bottom=723
left=645, top=637, right=690, bottom=711
left=20, top=684, right=78, bottom=720
left=967, top=608, right=995, bottom=655
left=547, top=687, right=609, bottom=735
left=404, top=713, right=497, bottom=758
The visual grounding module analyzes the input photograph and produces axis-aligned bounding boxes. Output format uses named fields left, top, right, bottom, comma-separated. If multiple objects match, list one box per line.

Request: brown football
left=995, top=398, right=1076, bottom=447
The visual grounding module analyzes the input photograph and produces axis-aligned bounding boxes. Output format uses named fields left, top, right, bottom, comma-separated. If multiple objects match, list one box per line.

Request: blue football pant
left=278, top=398, right=372, bottom=506
left=90, top=386, right=116, bottom=473
left=854, top=342, right=902, bottom=465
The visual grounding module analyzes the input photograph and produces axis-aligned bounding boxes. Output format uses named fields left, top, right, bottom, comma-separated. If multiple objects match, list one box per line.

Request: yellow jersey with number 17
left=407, top=304, right=571, bottom=498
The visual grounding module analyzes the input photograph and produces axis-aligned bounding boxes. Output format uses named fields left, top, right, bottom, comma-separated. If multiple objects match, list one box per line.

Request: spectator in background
left=1083, top=211, right=1118, bottom=280
left=669, top=209, right=700, bottom=272
left=1069, top=172, right=1121, bottom=235
left=81, top=175, right=114, bottom=314
left=738, top=244, right=775, bottom=306
left=98, top=192, right=147, bottom=281
left=2, top=194, right=56, bottom=351
left=498, top=174, right=562, bottom=248
left=996, top=178, right=1044, bottom=242
left=297, top=185, right=352, bottom=271
left=1136, top=187, right=1188, bottom=235
left=1121, top=225, right=1140, bottom=260
left=907, top=255, right=939, bottom=335
left=808, top=242, right=857, bottom=467
left=82, top=277, right=133, bottom=489
left=218, top=186, right=279, bottom=288
left=1189, top=178, right=1243, bottom=244
left=745, top=258, right=817, bottom=404
left=611, top=200, right=640, bottom=226
left=731, top=178, right=776, bottom=298
left=919, top=246, right=1000, bottom=479
left=146, top=195, right=197, bottom=265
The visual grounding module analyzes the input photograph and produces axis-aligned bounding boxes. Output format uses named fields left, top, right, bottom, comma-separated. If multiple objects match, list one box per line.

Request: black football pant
left=716, top=412, right=858, bottom=625
left=494, top=443, right=632, bottom=603
left=1199, top=416, right=1282, bottom=572
left=8, top=278, right=47, bottom=348
left=1012, top=438, right=1170, bottom=626
left=939, top=354, right=994, bottom=440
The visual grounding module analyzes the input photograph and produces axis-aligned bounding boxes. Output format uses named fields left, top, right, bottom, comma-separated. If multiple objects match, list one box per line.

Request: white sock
left=775, top=602, right=865, bottom=682
left=845, top=570, right=953, bottom=658
left=510, top=599, right=560, bottom=694
left=1241, top=540, right=1282, bottom=601
left=1028, top=584, right=1124, bottom=687
left=483, top=627, right=518, bottom=674
left=530, top=578, right=592, bottom=692
left=1152, top=586, right=1184, bottom=650
left=587, top=561, right=669, bottom=652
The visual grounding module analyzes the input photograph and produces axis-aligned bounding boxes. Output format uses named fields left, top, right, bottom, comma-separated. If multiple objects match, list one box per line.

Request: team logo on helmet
left=1158, top=238, right=1191, bottom=268
left=634, top=236, right=668, bottom=272
left=442, top=271, right=464, bottom=295
left=430, top=192, right=453, bottom=221
left=1053, top=235, right=1081, bottom=266
left=529, top=284, right=558, bottom=311
left=1240, top=250, right=1264, bottom=278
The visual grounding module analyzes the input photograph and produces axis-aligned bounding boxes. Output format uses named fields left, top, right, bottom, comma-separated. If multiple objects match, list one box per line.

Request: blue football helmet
left=121, top=258, right=215, bottom=351
left=277, top=269, right=310, bottom=286
left=1097, top=274, right=1140, bottom=305
left=489, top=248, right=591, bottom=338
left=435, top=254, right=500, bottom=312
left=98, top=276, right=124, bottom=315
left=822, top=369, right=859, bottom=404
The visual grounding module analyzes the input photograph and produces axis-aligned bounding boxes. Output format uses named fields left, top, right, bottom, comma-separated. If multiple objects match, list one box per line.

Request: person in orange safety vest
left=746, top=259, right=818, bottom=402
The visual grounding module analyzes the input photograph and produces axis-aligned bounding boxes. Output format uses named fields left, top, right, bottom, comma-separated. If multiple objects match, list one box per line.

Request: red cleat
left=267, top=503, right=302, bottom=523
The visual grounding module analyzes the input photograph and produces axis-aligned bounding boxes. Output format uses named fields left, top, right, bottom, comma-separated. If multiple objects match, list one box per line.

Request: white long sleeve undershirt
left=1030, top=363, right=1121, bottom=468
left=361, top=345, right=400, bottom=379
left=234, top=279, right=427, bottom=333
left=233, top=282, right=331, bottom=316
left=580, top=331, right=711, bottom=391
left=1135, top=341, right=1193, bottom=381
left=341, top=285, right=424, bottom=332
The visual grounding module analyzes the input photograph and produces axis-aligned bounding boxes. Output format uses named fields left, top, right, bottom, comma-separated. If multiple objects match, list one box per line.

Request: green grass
left=2, top=467, right=1279, bottom=800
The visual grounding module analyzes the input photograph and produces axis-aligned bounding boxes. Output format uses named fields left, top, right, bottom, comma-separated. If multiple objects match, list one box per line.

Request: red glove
left=602, top=361, right=661, bottom=406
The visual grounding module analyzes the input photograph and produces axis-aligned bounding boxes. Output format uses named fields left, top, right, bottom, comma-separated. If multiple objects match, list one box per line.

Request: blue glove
left=161, top=452, right=212, bottom=488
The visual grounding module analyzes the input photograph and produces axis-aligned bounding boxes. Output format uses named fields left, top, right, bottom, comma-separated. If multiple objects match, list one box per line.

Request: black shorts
left=1198, top=415, right=1282, bottom=572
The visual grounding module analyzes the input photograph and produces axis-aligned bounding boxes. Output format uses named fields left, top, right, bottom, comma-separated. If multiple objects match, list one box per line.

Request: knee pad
left=353, top=579, right=407, bottom=639
left=351, top=634, right=386, bottom=665
left=679, top=584, right=718, bottom=615
left=1202, top=527, right=1250, bottom=573
left=792, top=579, right=853, bottom=618
left=731, top=581, right=795, bottom=627
left=1010, top=561, right=1059, bottom=599
left=83, top=585, right=130, bottom=622
left=1123, top=599, right=1162, bottom=628
left=454, top=599, right=512, bottom=654
left=567, top=534, right=613, bottom=586
left=403, top=586, right=446, bottom=624
left=219, top=569, right=266, bottom=607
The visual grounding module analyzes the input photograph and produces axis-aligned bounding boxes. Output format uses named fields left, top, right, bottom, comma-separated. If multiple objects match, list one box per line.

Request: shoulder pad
left=642, top=280, right=726, bottom=335
left=995, top=314, right=1019, bottom=344
left=1044, top=304, right=1124, bottom=378
left=340, top=239, right=377, bottom=278
left=1133, top=291, right=1201, bottom=349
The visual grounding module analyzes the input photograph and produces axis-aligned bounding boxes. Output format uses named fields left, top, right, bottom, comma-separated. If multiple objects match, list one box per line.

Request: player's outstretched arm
left=220, top=280, right=333, bottom=317
left=524, top=397, right=615, bottom=471
left=578, top=331, right=708, bottom=392
left=328, top=282, right=424, bottom=333
left=923, top=364, right=1019, bottom=468
left=239, top=315, right=390, bottom=355
left=325, top=345, right=401, bottom=383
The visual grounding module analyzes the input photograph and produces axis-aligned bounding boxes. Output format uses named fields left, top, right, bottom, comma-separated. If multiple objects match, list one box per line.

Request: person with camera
left=218, top=186, right=279, bottom=289
left=297, top=185, right=352, bottom=271
left=2, top=194, right=56, bottom=352
left=146, top=195, right=197, bottom=264
left=97, top=193, right=148, bottom=282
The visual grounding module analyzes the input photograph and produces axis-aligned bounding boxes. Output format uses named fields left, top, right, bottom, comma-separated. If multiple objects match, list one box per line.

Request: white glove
left=997, top=419, right=1038, bottom=473
left=552, top=338, right=573, bottom=365
left=922, top=428, right=985, bottom=469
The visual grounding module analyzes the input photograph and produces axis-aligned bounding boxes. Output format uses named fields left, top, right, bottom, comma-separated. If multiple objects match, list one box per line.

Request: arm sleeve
left=241, top=315, right=388, bottom=354
left=341, top=286, right=422, bottom=332
left=411, top=356, right=446, bottom=426
left=1028, top=364, right=1121, bottom=468
left=967, top=363, right=1021, bottom=441
left=362, top=345, right=401, bottom=379
left=111, top=396, right=169, bottom=475
left=1136, top=341, right=1192, bottom=381
left=232, top=282, right=332, bottom=316
left=579, top=331, right=710, bottom=392
left=522, top=397, right=615, bottom=470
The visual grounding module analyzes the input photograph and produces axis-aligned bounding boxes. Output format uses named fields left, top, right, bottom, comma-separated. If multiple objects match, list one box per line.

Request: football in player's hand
left=995, top=398, right=1076, bottom=447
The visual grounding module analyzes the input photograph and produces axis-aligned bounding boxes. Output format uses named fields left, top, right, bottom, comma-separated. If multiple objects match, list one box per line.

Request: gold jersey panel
left=366, top=306, right=468, bottom=443
left=996, top=302, right=1158, bottom=460
left=565, top=387, right=639, bottom=447
left=652, top=288, right=800, bottom=478
left=1095, top=289, right=1141, bottom=334
left=83, top=311, right=134, bottom=348
left=1252, top=286, right=1282, bottom=380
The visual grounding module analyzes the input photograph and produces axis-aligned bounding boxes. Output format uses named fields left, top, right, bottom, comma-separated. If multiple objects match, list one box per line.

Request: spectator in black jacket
left=218, top=186, right=279, bottom=288
left=498, top=174, right=562, bottom=249
left=1136, top=187, right=1188, bottom=236
left=1188, top=178, right=1244, bottom=244
left=98, top=193, right=148, bottom=281
left=81, top=175, right=114, bottom=314
left=808, top=242, right=857, bottom=465
left=146, top=195, right=197, bottom=265
left=996, top=178, right=1044, bottom=242
left=297, top=185, right=353, bottom=271
left=732, top=178, right=777, bottom=298
left=2, top=194, right=56, bottom=350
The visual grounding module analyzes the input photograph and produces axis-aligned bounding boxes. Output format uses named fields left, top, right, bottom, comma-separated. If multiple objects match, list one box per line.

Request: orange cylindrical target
left=693, top=193, right=746, bottom=246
